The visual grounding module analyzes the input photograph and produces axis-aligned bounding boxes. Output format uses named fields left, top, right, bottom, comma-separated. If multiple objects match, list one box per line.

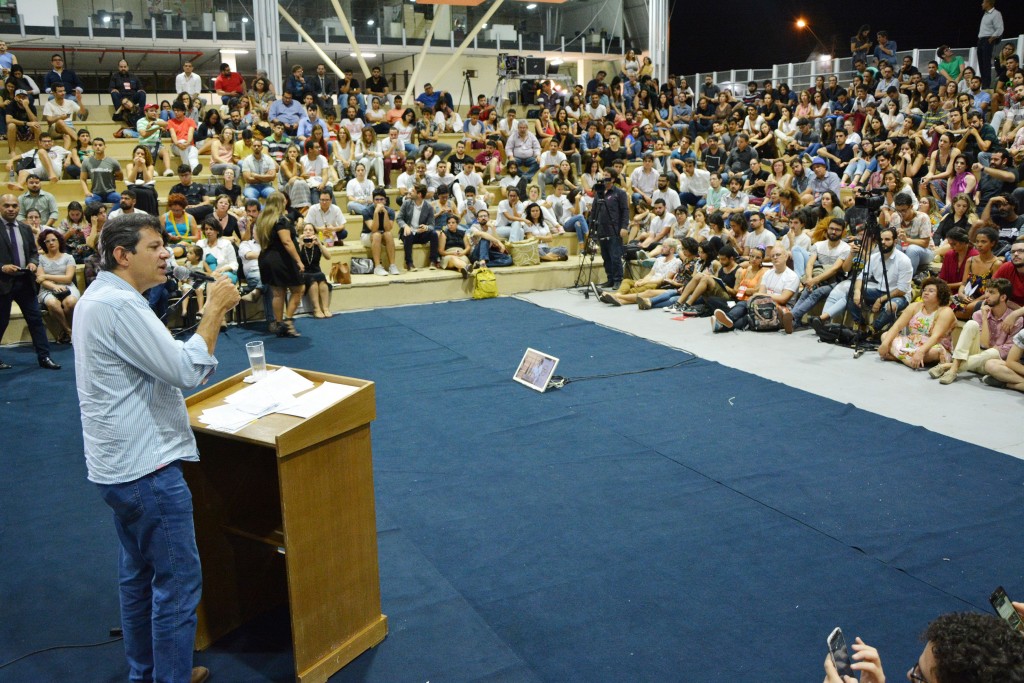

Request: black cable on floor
left=0, top=636, right=123, bottom=670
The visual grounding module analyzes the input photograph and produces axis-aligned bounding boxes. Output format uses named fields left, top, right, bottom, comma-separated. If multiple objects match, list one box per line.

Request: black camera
left=303, top=237, right=313, bottom=243
left=853, top=188, right=885, bottom=212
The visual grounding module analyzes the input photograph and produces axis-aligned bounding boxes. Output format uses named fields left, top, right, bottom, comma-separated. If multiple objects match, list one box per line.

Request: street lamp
left=796, top=18, right=830, bottom=57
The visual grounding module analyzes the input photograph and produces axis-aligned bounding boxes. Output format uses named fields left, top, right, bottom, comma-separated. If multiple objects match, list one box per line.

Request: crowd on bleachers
left=0, top=17, right=1023, bottom=373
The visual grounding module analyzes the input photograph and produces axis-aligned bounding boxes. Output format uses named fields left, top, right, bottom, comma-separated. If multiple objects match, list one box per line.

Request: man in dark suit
left=0, top=193, right=59, bottom=369
left=396, top=183, right=439, bottom=271
left=311, top=63, right=338, bottom=117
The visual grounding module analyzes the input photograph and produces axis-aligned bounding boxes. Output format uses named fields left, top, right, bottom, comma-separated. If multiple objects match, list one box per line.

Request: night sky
left=668, top=1, right=1024, bottom=78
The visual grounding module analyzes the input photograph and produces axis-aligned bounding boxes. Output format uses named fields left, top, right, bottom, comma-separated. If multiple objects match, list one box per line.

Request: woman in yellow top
left=161, top=192, right=199, bottom=258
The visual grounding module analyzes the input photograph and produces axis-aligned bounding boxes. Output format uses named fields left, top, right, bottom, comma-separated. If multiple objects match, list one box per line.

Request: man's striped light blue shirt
left=73, top=271, right=218, bottom=485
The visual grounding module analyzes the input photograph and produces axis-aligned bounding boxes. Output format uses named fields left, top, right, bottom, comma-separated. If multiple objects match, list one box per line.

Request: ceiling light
left=351, top=53, right=377, bottom=58
left=526, top=3, right=537, bottom=8
left=241, top=17, right=249, bottom=23
left=367, top=19, right=375, bottom=25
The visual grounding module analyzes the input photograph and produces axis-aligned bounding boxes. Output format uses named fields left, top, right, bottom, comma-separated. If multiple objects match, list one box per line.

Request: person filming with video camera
left=592, top=169, right=629, bottom=289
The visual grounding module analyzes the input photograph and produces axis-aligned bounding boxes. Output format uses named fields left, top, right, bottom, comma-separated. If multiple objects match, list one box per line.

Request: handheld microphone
left=171, top=265, right=215, bottom=283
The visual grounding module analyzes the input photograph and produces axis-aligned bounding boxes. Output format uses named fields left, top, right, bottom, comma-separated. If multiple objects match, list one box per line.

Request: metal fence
left=684, top=35, right=1024, bottom=95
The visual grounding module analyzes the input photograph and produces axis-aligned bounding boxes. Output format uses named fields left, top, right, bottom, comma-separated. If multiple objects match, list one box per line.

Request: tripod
left=574, top=196, right=606, bottom=296
left=458, top=71, right=474, bottom=111
left=844, top=214, right=895, bottom=358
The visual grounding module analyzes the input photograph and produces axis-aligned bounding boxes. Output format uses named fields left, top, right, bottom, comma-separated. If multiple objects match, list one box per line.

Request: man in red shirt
left=213, top=63, right=244, bottom=108
left=994, top=238, right=1024, bottom=306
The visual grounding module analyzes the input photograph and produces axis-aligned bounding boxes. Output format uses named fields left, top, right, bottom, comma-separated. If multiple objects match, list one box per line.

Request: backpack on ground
left=747, top=294, right=781, bottom=331
left=473, top=267, right=498, bottom=299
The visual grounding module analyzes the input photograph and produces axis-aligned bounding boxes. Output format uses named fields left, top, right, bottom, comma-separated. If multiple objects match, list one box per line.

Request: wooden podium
left=184, top=366, right=388, bottom=683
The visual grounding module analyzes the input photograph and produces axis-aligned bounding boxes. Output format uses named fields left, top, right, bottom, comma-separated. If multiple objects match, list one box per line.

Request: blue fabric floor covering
left=3, top=297, right=1022, bottom=682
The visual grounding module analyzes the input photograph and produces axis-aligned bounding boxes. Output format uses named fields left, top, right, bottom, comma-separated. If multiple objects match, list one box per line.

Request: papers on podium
left=197, top=367, right=356, bottom=433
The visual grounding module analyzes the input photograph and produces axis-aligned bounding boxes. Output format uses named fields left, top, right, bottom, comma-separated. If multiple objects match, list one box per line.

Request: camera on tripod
left=853, top=187, right=885, bottom=213
left=847, top=188, right=886, bottom=239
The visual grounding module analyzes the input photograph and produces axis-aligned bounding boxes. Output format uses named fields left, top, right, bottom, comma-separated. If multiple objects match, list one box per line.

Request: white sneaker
left=373, top=266, right=387, bottom=276
left=388, top=264, right=400, bottom=275
left=163, top=169, right=174, bottom=176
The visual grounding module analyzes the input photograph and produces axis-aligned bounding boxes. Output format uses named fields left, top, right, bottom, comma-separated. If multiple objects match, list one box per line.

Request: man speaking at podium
left=73, top=213, right=239, bottom=683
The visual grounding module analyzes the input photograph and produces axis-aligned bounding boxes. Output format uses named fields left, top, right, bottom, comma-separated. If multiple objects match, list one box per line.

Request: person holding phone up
left=822, top=611, right=1024, bottom=683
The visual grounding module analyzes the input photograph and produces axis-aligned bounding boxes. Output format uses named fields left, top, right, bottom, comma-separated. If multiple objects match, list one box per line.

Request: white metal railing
left=686, top=33, right=1024, bottom=96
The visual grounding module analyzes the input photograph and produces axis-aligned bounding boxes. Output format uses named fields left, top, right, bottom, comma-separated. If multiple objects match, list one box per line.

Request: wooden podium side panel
left=278, top=424, right=387, bottom=681
left=187, top=437, right=289, bottom=650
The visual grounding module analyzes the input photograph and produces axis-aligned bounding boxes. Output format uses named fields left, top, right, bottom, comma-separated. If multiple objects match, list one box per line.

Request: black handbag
left=14, top=151, right=37, bottom=172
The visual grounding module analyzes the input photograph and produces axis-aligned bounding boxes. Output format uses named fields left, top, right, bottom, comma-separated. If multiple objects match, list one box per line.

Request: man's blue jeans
left=514, top=156, right=539, bottom=180
left=97, top=461, right=201, bottom=683
left=849, top=286, right=907, bottom=331
left=88, top=191, right=121, bottom=204
left=242, top=184, right=274, bottom=200
left=790, top=282, right=834, bottom=323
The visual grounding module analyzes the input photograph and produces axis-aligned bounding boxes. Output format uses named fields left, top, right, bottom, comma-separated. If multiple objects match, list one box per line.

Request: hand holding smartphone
left=828, top=627, right=856, bottom=679
left=990, top=586, right=1024, bottom=633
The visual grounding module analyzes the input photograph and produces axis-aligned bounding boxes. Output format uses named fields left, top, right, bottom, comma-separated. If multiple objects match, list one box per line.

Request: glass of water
left=246, top=341, right=267, bottom=380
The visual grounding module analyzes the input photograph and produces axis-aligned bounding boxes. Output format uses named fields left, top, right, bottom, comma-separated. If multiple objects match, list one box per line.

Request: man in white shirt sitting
left=425, top=160, right=456, bottom=200
left=394, top=159, right=417, bottom=204
left=636, top=199, right=678, bottom=255
left=495, top=187, right=527, bottom=242
left=304, top=190, right=349, bottom=246
left=537, top=138, right=567, bottom=195
left=451, top=160, right=483, bottom=207
left=714, top=244, right=798, bottom=333
left=584, top=93, right=607, bottom=121
left=598, top=238, right=682, bottom=306
left=674, top=158, right=710, bottom=211
left=628, top=153, right=659, bottom=208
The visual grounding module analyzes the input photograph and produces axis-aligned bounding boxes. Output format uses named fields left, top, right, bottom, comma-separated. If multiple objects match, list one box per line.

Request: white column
left=647, top=0, right=667, bottom=84
left=254, top=0, right=282, bottom=96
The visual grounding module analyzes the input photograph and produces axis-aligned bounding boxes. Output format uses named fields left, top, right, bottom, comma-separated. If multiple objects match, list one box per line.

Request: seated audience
left=878, top=277, right=956, bottom=368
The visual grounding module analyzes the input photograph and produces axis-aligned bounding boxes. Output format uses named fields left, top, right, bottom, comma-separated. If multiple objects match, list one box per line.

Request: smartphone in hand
left=990, top=586, right=1024, bottom=633
left=828, top=627, right=856, bottom=679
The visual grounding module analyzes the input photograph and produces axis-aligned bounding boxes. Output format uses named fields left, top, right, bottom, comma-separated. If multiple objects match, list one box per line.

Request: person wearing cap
left=4, top=87, right=40, bottom=155
left=801, top=156, right=840, bottom=205
left=415, top=83, right=441, bottom=114
left=108, top=59, right=146, bottom=110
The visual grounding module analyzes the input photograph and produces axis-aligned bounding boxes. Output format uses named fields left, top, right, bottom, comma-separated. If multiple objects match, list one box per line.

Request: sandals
left=276, top=319, right=301, bottom=338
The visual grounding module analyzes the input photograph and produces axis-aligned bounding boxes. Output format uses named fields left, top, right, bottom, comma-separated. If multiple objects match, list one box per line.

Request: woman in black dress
left=298, top=223, right=332, bottom=318
left=255, top=192, right=306, bottom=337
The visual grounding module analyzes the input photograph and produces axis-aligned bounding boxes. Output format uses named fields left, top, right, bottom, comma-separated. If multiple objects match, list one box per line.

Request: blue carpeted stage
left=3, top=297, right=1023, bottom=682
